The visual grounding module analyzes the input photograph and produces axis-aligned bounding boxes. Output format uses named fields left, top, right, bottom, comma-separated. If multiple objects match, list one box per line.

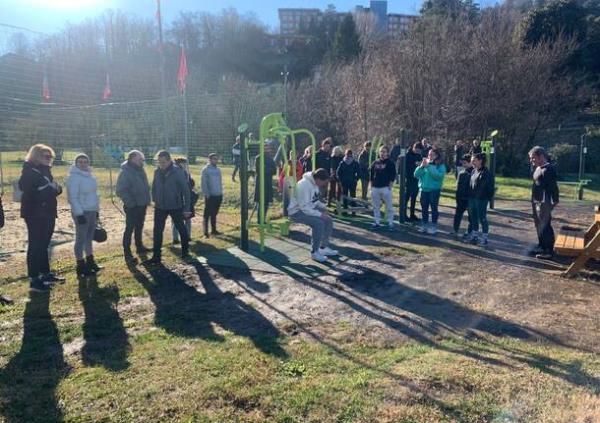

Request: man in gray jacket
left=201, top=153, right=223, bottom=237
left=116, top=150, right=151, bottom=263
left=147, top=150, right=192, bottom=264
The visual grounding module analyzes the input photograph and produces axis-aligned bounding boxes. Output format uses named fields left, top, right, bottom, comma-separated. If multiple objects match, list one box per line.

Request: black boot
left=86, top=255, right=103, bottom=273
left=76, top=259, right=92, bottom=277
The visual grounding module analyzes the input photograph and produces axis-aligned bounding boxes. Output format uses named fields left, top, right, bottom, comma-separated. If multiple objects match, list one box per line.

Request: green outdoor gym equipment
left=246, top=113, right=317, bottom=252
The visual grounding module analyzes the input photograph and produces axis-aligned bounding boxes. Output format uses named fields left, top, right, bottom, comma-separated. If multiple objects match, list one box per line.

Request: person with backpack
left=404, top=142, right=423, bottom=222
left=66, top=153, right=102, bottom=277
left=453, top=154, right=473, bottom=238
left=0, top=195, right=13, bottom=305
left=414, top=148, right=446, bottom=235
left=466, top=153, right=494, bottom=246
left=19, top=144, right=65, bottom=291
left=336, top=149, right=361, bottom=215
left=201, top=153, right=223, bottom=238
left=172, top=157, right=197, bottom=244
left=328, top=146, right=344, bottom=207
left=147, top=150, right=192, bottom=265
left=358, top=141, right=372, bottom=200
left=288, top=168, right=338, bottom=263
left=370, top=145, right=397, bottom=229
left=529, top=146, right=559, bottom=259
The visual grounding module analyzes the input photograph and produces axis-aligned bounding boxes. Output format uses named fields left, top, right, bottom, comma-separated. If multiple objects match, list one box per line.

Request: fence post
left=238, top=124, right=249, bottom=252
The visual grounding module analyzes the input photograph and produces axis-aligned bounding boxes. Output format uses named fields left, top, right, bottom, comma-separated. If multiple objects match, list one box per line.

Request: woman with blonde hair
left=19, top=144, right=64, bottom=291
left=67, top=153, right=101, bottom=276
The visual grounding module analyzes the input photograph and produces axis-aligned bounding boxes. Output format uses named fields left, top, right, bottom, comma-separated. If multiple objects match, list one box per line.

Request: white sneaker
left=426, top=226, right=437, bottom=235
left=311, top=252, right=328, bottom=262
left=319, top=247, right=339, bottom=256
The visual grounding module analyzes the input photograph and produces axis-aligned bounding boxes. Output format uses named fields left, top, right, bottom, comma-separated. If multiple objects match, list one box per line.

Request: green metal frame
left=246, top=113, right=317, bottom=251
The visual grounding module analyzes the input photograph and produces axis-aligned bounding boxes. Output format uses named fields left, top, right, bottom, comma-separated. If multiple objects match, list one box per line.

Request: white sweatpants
left=371, top=186, right=394, bottom=225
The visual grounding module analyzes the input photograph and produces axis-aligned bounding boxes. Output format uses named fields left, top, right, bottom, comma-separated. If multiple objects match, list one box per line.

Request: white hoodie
left=66, top=165, right=99, bottom=216
left=288, top=172, right=326, bottom=217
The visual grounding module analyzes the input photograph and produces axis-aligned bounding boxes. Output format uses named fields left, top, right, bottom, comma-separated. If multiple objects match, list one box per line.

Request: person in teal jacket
left=414, top=147, right=446, bottom=234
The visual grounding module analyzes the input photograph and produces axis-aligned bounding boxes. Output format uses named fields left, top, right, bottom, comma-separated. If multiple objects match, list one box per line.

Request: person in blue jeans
left=467, top=153, right=494, bottom=246
left=414, top=147, right=446, bottom=234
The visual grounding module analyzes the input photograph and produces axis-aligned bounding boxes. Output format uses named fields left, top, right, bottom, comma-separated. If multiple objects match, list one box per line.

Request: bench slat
left=555, top=231, right=585, bottom=256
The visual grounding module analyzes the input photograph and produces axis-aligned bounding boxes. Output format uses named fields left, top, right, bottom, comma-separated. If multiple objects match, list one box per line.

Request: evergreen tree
left=329, top=14, right=361, bottom=64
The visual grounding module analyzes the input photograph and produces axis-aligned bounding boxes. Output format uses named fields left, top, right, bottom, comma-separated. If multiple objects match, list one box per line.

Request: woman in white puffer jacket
left=67, top=153, right=101, bottom=276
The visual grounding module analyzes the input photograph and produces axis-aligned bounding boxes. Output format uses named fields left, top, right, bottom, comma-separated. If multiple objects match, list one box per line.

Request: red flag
left=177, top=45, right=188, bottom=94
left=102, top=73, right=111, bottom=101
left=42, top=73, right=50, bottom=101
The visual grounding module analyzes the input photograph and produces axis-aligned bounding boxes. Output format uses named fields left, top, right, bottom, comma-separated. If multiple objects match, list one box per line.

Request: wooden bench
left=555, top=211, right=600, bottom=276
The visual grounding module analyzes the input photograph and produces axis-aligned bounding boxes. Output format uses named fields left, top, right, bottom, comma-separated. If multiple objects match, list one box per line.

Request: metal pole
left=157, top=0, right=169, bottom=149
left=579, top=133, right=586, bottom=181
left=490, top=137, right=497, bottom=210
left=239, top=126, right=249, bottom=252
left=182, top=87, right=189, bottom=158
left=106, top=106, right=114, bottom=201
left=281, top=64, right=289, bottom=118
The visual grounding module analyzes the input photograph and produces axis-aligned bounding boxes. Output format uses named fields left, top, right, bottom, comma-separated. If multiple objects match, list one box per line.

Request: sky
left=0, top=0, right=442, bottom=35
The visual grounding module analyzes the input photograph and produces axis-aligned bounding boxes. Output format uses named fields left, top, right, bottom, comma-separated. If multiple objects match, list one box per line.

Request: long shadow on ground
left=0, top=291, right=69, bottom=423
left=78, top=275, right=130, bottom=371
left=128, top=259, right=287, bottom=358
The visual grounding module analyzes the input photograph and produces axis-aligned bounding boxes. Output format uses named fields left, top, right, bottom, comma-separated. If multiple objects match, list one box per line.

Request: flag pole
left=180, top=43, right=189, bottom=158
left=157, top=0, right=169, bottom=150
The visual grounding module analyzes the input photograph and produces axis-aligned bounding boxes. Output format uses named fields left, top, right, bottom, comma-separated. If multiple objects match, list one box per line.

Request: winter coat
left=151, top=164, right=192, bottom=212
left=315, top=149, right=331, bottom=172
left=288, top=172, right=327, bottom=217
left=358, top=149, right=371, bottom=179
left=456, top=167, right=473, bottom=200
left=116, top=161, right=151, bottom=208
left=66, top=165, right=99, bottom=216
left=201, top=164, right=223, bottom=197
left=405, top=150, right=422, bottom=182
left=414, top=163, right=446, bottom=192
left=18, top=162, right=61, bottom=219
left=370, top=158, right=397, bottom=189
left=532, top=163, right=559, bottom=206
left=469, top=167, right=494, bottom=200
left=330, top=155, right=343, bottom=180
left=337, top=158, right=361, bottom=187
left=254, top=154, right=277, bottom=204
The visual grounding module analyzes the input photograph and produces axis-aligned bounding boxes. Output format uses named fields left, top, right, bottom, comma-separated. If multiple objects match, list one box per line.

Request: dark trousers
left=420, top=190, right=441, bottom=225
left=533, top=202, right=555, bottom=253
left=341, top=182, right=357, bottom=210
left=232, top=162, right=240, bottom=180
left=453, top=197, right=471, bottom=233
left=360, top=178, right=369, bottom=200
left=153, top=208, right=189, bottom=258
left=468, top=198, right=489, bottom=234
left=204, top=195, right=223, bottom=234
left=404, top=178, right=419, bottom=218
left=328, top=179, right=341, bottom=205
left=123, top=205, right=147, bottom=253
left=25, top=217, right=55, bottom=278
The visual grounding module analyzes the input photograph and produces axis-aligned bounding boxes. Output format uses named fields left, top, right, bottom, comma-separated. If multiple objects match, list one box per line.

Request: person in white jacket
left=288, top=169, right=339, bottom=262
left=66, top=153, right=101, bottom=276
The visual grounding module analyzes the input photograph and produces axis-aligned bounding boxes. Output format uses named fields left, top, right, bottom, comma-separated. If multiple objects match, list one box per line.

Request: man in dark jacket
left=529, top=146, right=559, bottom=259
left=147, top=150, right=192, bottom=264
left=404, top=142, right=423, bottom=221
left=337, top=149, right=361, bottom=214
left=116, top=149, right=152, bottom=263
left=0, top=195, right=13, bottom=305
left=453, top=154, right=473, bottom=237
left=370, top=146, right=397, bottom=229
left=19, top=145, right=65, bottom=290
left=358, top=141, right=372, bottom=200
left=315, top=138, right=332, bottom=200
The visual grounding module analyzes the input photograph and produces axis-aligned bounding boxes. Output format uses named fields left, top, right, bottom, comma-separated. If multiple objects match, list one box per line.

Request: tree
left=329, top=15, right=361, bottom=64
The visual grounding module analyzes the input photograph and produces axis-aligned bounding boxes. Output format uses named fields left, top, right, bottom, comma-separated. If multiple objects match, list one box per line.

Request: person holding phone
left=414, top=148, right=446, bottom=235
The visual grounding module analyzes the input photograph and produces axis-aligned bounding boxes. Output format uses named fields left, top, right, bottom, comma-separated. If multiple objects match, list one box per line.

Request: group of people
left=6, top=136, right=561, bottom=293
left=16, top=144, right=224, bottom=292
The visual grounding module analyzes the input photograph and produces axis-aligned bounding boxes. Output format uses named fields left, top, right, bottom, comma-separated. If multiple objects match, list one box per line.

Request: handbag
left=93, top=219, right=108, bottom=243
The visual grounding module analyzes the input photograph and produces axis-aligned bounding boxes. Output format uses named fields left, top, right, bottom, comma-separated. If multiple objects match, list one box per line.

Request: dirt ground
left=2, top=196, right=600, bottom=355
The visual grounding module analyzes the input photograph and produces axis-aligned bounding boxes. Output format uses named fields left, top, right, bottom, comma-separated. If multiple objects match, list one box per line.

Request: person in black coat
left=19, top=144, right=65, bottom=291
left=453, top=154, right=473, bottom=236
left=0, top=195, right=13, bottom=305
left=529, top=146, right=559, bottom=259
left=336, top=149, right=361, bottom=214
left=404, top=142, right=423, bottom=221
left=315, top=137, right=332, bottom=200
left=470, top=138, right=482, bottom=155
left=328, top=146, right=344, bottom=207
left=467, top=153, right=494, bottom=246
left=357, top=141, right=372, bottom=200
